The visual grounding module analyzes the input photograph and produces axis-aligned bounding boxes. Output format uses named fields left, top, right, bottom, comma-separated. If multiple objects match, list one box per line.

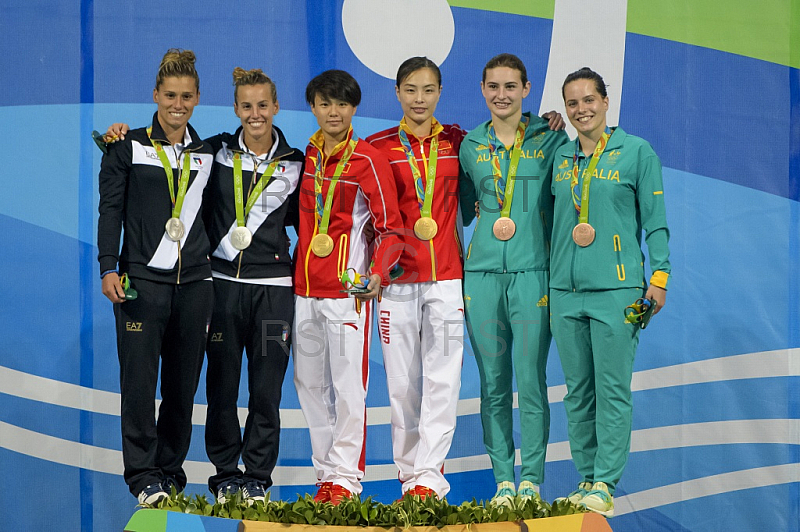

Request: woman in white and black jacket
left=105, top=67, right=303, bottom=505
left=201, top=68, right=302, bottom=504
left=98, top=49, right=215, bottom=507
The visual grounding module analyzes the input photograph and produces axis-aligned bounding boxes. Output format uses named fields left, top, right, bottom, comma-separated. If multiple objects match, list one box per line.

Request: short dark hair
left=482, top=53, right=528, bottom=86
left=305, top=70, right=361, bottom=106
left=396, top=57, right=442, bottom=87
left=562, top=67, right=607, bottom=100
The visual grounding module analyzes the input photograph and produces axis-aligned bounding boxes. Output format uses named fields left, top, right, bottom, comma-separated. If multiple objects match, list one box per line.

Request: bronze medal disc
left=231, top=226, right=253, bottom=251
left=414, top=217, right=439, bottom=240
left=165, top=217, right=185, bottom=241
left=572, top=223, right=596, bottom=247
left=311, top=233, right=334, bottom=257
left=492, top=217, right=516, bottom=241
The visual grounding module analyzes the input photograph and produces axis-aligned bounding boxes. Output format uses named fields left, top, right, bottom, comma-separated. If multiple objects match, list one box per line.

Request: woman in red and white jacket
left=292, top=69, right=403, bottom=505
left=365, top=57, right=467, bottom=500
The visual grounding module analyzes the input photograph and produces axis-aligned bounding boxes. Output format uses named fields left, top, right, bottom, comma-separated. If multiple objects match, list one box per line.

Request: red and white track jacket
left=366, top=118, right=466, bottom=284
left=295, top=127, right=403, bottom=298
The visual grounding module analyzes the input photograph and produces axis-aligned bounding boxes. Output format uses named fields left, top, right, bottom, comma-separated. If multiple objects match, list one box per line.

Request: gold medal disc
left=414, top=217, right=439, bottom=240
left=311, top=233, right=334, bottom=257
left=492, top=217, right=516, bottom=241
left=165, top=217, right=185, bottom=241
left=231, top=226, right=253, bottom=251
left=572, top=223, right=596, bottom=247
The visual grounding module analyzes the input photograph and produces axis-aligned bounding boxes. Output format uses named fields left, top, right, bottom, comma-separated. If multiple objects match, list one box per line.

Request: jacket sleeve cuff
left=650, top=270, right=669, bottom=290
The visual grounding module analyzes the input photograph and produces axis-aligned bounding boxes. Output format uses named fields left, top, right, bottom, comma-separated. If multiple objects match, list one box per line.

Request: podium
left=125, top=510, right=613, bottom=532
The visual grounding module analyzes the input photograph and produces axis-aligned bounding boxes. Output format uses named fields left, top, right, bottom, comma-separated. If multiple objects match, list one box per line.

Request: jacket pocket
left=613, top=234, right=626, bottom=281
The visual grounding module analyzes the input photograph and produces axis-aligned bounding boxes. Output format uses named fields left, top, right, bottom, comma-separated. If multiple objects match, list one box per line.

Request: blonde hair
left=155, top=48, right=199, bottom=91
left=232, top=67, right=277, bottom=103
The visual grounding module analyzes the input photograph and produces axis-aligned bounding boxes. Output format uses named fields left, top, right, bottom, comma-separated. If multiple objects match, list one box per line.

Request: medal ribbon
left=571, top=128, right=612, bottom=223
left=233, top=153, right=280, bottom=228
left=314, top=135, right=359, bottom=235
left=147, top=127, right=192, bottom=219
left=398, top=128, right=438, bottom=219
left=487, top=117, right=528, bottom=219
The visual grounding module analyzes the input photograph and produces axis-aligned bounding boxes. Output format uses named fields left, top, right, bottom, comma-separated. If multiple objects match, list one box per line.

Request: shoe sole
left=581, top=504, right=614, bottom=518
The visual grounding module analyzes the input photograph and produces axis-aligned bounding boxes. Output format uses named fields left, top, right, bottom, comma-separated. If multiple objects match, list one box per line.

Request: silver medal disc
left=165, top=217, right=185, bottom=241
left=231, top=226, right=253, bottom=251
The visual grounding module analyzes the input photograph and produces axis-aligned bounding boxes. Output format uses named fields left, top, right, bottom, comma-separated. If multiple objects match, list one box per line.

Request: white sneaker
left=137, top=483, right=168, bottom=506
left=490, top=481, right=516, bottom=507
left=517, top=480, right=541, bottom=502
left=580, top=481, right=614, bottom=517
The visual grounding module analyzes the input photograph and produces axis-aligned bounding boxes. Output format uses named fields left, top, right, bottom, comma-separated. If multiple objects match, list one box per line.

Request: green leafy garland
left=150, top=491, right=584, bottom=526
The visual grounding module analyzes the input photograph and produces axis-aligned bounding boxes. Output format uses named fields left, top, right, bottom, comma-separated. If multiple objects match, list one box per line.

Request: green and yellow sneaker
left=517, top=480, right=541, bottom=502
left=490, top=481, right=516, bottom=507
left=554, top=481, right=592, bottom=505
left=580, top=481, right=614, bottom=517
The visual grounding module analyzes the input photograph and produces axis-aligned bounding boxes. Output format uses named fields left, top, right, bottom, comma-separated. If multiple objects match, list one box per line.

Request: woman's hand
left=102, top=273, right=127, bottom=304
left=541, top=110, right=566, bottom=131
left=355, top=274, right=382, bottom=301
left=646, top=285, right=666, bottom=315
left=104, top=123, right=131, bottom=143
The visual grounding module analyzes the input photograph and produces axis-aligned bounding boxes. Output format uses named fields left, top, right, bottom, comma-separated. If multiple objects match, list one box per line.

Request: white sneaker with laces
left=490, top=481, right=516, bottom=507
left=580, top=481, right=614, bottom=517
left=137, top=483, right=168, bottom=506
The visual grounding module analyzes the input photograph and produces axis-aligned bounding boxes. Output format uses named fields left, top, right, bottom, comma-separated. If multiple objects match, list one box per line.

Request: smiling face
left=152, top=76, right=199, bottom=137
left=481, top=66, right=531, bottom=122
left=396, top=67, right=441, bottom=132
left=234, top=83, right=279, bottom=145
left=563, top=78, right=609, bottom=141
left=310, top=94, right=357, bottom=144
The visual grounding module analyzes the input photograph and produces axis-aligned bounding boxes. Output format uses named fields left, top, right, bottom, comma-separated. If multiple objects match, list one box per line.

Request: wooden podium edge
left=125, top=510, right=612, bottom=532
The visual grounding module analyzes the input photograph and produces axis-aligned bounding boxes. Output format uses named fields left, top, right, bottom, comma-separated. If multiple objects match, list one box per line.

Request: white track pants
left=293, top=296, right=372, bottom=494
left=376, top=279, right=464, bottom=497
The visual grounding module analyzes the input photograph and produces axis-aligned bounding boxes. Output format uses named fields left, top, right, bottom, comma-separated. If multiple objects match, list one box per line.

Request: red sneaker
left=313, top=482, right=333, bottom=503
left=399, top=485, right=437, bottom=501
left=328, top=484, right=352, bottom=506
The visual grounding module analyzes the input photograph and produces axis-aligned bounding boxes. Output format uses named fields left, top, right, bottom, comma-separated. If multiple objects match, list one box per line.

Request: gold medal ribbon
left=314, top=135, right=359, bottom=236
left=398, top=126, right=438, bottom=221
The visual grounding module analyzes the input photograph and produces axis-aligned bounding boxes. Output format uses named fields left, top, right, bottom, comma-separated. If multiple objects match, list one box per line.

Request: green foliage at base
left=146, top=491, right=585, bottom=527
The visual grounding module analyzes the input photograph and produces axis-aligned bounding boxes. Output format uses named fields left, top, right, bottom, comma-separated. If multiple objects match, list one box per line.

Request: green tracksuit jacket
left=550, top=127, right=670, bottom=291
left=460, top=112, right=570, bottom=272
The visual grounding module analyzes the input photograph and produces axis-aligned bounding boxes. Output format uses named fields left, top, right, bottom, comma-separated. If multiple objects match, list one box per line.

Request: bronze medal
left=165, top=217, right=185, bottom=241
left=231, top=226, right=253, bottom=251
left=414, top=217, right=438, bottom=241
left=492, top=217, right=516, bottom=241
left=572, top=223, right=596, bottom=247
left=311, top=233, right=334, bottom=257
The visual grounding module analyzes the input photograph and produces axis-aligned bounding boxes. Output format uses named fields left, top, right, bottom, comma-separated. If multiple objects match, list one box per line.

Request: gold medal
left=231, top=226, right=253, bottom=251
left=492, top=217, right=516, bottom=241
left=572, top=223, right=596, bottom=247
left=414, top=217, right=438, bottom=240
left=311, top=233, right=334, bottom=257
left=165, top=217, right=185, bottom=241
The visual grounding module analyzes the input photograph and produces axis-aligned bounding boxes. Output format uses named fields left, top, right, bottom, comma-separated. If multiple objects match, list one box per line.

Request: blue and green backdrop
left=1, top=1, right=798, bottom=530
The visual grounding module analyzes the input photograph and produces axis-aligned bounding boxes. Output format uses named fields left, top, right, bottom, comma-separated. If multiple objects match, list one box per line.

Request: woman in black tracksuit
left=97, top=49, right=214, bottom=506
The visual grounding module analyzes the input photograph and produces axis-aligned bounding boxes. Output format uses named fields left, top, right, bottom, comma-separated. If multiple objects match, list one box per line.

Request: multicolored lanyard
left=571, top=128, right=612, bottom=224
left=314, top=135, right=359, bottom=235
left=232, top=153, right=280, bottom=228
left=147, top=126, right=192, bottom=219
left=398, top=128, right=438, bottom=219
left=487, top=117, right=528, bottom=219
